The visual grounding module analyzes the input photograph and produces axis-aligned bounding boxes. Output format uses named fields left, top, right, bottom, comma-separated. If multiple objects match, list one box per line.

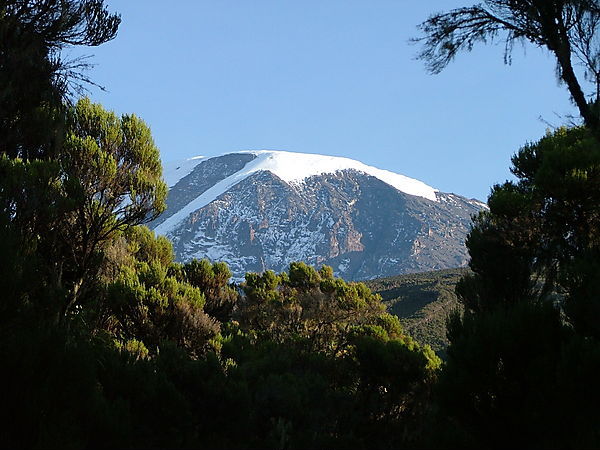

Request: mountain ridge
left=152, top=150, right=485, bottom=281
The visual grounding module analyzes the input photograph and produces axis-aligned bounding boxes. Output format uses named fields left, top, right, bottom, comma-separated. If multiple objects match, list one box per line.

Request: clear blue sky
left=71, top=0, right=583, bottom=201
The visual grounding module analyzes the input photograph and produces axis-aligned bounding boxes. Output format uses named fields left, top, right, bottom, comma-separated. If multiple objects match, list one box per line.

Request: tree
left=102, top=226, right=220, bottom=358
left=415, top=0, right=600, bottom=134
left=458, top=126, right=600, bottom=333
left=59, top=98, right=167, bottom=318
left=454, top=179, right=545, bottom=315
left=180, top=259, right=239, bottom=322
left=0, top=0, right=121, bottom=160
left=0, top=98, right=167, bottom=322
left=238, top=262, right=387, bottom=353
left=431, top=127, right=600, bottom=448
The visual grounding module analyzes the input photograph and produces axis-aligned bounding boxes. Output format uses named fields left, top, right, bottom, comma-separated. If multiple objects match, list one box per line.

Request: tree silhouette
left=0, top=0, right=121, bottom=159
left=415, top=0, right=600, bottom=134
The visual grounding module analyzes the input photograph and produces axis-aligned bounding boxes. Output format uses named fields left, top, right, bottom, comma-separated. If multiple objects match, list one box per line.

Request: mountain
left=151, top=150, right=486, bottom=281
left=365, top=268, right=467, bottom=358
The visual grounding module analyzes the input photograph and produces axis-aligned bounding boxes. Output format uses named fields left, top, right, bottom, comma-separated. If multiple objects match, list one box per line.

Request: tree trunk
left=552, top=36, right=600, bottom=136
left=60, top=276, right=84, bottom=325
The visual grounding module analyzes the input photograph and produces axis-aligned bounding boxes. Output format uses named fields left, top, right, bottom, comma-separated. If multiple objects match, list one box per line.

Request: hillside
left=366, top=268, right=468, bottom=358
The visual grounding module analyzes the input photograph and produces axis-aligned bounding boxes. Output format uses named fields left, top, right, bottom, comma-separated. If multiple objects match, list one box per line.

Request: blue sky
left=72, top=0, right=583, bottom=200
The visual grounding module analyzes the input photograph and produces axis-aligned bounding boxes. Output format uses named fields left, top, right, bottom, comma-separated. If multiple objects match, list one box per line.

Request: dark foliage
left=430, top=127, right=600, bottom=449
left=0, top=0, right=121, bottom=160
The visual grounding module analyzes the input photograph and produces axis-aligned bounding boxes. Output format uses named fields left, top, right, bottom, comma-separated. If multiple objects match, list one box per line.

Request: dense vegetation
left=416, top=2, right=600, bottom=448
left=427, top=125, right=600, bottom=449
left=1, top=1, right=599, bottom=449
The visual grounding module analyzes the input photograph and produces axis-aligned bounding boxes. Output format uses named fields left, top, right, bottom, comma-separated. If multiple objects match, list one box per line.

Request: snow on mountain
left=151, top=150, right=485, bottom=281
left=164, top=150, right=438, bottom=199
left=156, top=150, right=439, bottom=237
left=162, top=156, right=205, bottom=188
left=235, top=151, right=438, bottom=201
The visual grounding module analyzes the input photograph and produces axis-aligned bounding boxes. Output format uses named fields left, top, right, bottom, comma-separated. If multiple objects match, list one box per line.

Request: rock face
left=151, top=151, right=486, bottom=281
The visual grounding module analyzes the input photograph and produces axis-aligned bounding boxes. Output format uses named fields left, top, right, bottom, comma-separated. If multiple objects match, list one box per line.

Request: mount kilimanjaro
left=150, top=151, right=486, bottom=281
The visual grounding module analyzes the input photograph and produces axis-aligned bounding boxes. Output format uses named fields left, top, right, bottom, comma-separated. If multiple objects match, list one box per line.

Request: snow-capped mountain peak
left=237, top=150, right=438, bottom=201
left=151, top=150, right=484, bottom=281
left=163, top=150, right=437, bottom=196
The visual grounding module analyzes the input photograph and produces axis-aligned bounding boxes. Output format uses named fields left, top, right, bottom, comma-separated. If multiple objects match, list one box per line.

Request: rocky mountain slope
left=151, top=151, right=486, bottom=281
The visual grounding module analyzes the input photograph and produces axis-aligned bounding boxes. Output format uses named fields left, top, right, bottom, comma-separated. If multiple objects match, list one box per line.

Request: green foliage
left=0, top=156, right=73, bottom=321
left=0, top=3, right=434, bottom=448
left=182, top=258, right=239, bottom=322
left=212, top=323, right=438, bottom=449
left=11, top=3, right=600, bottom=448
left=0, top=98, right=168, bottom=323
left=62, top=97, right=167, bottom=230
left=0, top=255, right=440, bottom=449
left=562, top=249, right=600, bottom=338
left=455, top=207, right=540, bottom=313
left=288, top=261, right=321, bottom=289
left=126, top=225, right=173, bottom=268
left=238, top=262, right=389, bottom=353
left=431, top=301, right=600, bottom=449
left=431, top=127, right=600, bottom=449
left=244, top=269, right=282, bottom=303
left=102, top=226, right=219, bottom=358
left=116, top=338, right=150, bottom=361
